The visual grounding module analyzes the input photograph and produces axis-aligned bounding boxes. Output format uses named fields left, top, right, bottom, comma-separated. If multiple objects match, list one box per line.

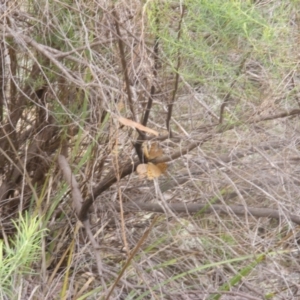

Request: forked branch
left=166, top=5, right=185, bottom=136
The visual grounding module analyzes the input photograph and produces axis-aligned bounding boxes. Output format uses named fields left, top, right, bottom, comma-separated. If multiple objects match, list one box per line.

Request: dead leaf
left=118, top=117, right=158, bottom=136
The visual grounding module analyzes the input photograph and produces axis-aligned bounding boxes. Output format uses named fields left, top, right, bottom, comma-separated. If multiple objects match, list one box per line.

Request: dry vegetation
left=1, top=0, right=300, bottom=299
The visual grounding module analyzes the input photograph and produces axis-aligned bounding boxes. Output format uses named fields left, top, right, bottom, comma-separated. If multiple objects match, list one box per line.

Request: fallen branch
left=120, top=201, right=300, bottom=225
left=58, top=155, right=105, bottom=282
left=79, top=108, right=300, bottom=222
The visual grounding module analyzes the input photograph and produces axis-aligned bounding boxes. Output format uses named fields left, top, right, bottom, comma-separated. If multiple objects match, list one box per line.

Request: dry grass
left=1, top=0, right=300, bottom=299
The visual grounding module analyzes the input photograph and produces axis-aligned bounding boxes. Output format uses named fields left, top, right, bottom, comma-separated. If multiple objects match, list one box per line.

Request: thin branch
left=79, top=132, right=212, bottom=221
left=79, top=108, right=300, bottom=222
left=79, top=159, right=140, bottom=221
left=112, top=9, right=136, bottom=122
left=58, top=155, right=104, bottom=281
left=133, top=33, right=159, bottom=162
left=219, top=53, right=249, bottom=124
left=253, top=109, right=300, bottom=122
left=218, top=108, right=300, bottom=133
left=58, top=155, right=82, bottom=214
left=105, top=216, right=158, bottom=300
left=0, top=77, right=3, bottom=122
left=5, top=27, right=83, bottom=84
left=134, top=6, right=161, bottom=163
left=153, top=133, right=212, bottom=164
left=121, top=201, right=300, bottom=225
left=141, top=10, right=159, bottom=128
left=166, top=5, right=185, bottom=136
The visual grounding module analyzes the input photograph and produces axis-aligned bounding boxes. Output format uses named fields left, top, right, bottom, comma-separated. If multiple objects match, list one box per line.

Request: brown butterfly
left=143, top=142, right=164, bottom=159
left=136, top=142, right=167, bottom=180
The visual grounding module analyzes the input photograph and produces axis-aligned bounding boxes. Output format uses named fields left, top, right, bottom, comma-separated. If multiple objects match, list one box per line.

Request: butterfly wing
left=148, top=142, right=163, bottom=159
left=136, top=164, right=148, bottom=179
left=147, top=163, right=162, bottom=180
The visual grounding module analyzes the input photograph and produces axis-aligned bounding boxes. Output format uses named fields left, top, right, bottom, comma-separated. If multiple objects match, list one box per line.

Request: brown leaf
left=118, top=117, right=158, bottom=136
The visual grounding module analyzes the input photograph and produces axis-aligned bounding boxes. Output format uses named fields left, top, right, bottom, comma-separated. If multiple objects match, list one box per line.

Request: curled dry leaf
left=118, top=117, right=158, bottom=136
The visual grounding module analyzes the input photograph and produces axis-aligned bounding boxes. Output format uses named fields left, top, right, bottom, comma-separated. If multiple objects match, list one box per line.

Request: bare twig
left=166, top=5, right=185, bottom=136
left=219, top=53, right=249, bottom=124
left=140, top=56, right=156, bottom=127
left=79, top=105, right=300, bottom=222
left=79, top=133, right=212, bottom=221
left=112, top=9, right=136, bottom=122
left=121, top=201, right=300, bottom=225
left=253, top=109, right=300, bottom=122
left=105, top=216, right=159, bottom=300
left=134, top=5, right=161, bottom=163
left=58, top=155, right=105, bottom=282
left=6, top=27, right=83, bottom=84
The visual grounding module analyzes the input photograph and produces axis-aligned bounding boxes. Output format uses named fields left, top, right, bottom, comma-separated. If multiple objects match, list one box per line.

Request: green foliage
left=146, top=0, right=296, bottom=98
left=0, top=213, right=47, bottom=299
left=209, top=253, right=266, bottom=300
left=2, top=0, right=300, bottom=298
left=30, top=0, right=82, bottom=50
left=132, top=253, right=265, bottom=299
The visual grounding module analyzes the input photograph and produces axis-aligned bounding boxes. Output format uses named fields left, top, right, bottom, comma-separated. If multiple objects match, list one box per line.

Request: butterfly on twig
left=136, top=142, right=167, bottom=180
